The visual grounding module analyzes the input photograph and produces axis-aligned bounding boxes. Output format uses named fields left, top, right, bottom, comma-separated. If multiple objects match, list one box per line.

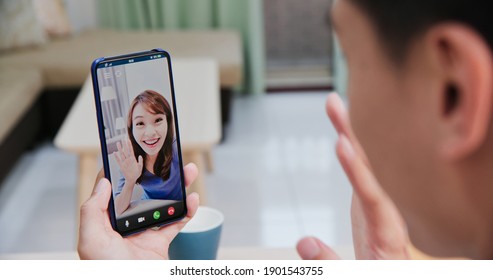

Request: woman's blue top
left=116, top=140, right=182, bottom=201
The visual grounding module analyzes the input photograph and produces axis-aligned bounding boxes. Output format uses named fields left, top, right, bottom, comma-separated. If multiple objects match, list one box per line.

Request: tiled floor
left=0, top=144, right=78, bottom=253
left=0, top=93, right=353, bottom=254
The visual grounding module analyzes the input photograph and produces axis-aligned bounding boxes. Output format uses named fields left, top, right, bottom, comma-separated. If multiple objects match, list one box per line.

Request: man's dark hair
left=350, top=0, right=493, bottom=62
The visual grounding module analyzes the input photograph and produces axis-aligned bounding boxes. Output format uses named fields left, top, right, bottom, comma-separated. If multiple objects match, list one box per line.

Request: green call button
left=153, top=210, right=161, bottom=220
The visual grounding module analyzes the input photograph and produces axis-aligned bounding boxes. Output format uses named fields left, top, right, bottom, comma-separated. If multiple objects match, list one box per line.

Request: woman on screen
left=113, top=90, right=182, bottom=215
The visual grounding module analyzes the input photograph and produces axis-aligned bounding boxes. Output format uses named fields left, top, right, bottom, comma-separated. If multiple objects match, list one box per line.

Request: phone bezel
left=90, top=49, right=188, bottom=237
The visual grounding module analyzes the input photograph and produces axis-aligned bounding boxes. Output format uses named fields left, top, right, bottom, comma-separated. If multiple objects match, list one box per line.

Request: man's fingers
left=336, top=135, right=383, bottom=208
left=339, top=137, right=411, bottom=258
left=86, top=178, right=112, bottom=210
left=183, top=163, right=198, bottom=188
left=326, top=93, right=351, bottom=136
left=78, top=178, right=112, bottom=259
left=296, top=237, right=341, bottom=260
left=84, top=170, right=109, bottom=214
left=184, top=192, right=200, bottom=219
left=95, top=169, right=104, bottom=185
left=326, top=93, right=370, bottom=166
left=80, top=178, right=111, bottom=224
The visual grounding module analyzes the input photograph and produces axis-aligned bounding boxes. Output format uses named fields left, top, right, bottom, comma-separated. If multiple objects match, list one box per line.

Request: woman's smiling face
left=131, top=103, right=167, bottom=156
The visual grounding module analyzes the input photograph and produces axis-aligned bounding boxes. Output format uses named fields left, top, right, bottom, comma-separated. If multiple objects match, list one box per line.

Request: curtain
left=97, top=0, right=265, bottom=95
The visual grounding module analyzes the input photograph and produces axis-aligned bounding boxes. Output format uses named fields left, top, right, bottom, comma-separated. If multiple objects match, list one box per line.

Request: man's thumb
left=86, top=178, right=112, bottom=211
left=296, top=237, right=341, bottom=260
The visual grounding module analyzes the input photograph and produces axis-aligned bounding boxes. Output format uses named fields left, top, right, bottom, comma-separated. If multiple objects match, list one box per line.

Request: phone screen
left=93, top=51, right=186, bottom=235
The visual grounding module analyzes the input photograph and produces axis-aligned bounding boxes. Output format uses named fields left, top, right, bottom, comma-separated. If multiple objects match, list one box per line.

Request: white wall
left=124, top=58, right=172, bottom=103
left=64, top=0, right=98, bottom=33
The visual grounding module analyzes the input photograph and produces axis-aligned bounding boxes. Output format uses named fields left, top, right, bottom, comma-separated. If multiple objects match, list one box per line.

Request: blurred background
left=0, top=0, right=352, bottom=258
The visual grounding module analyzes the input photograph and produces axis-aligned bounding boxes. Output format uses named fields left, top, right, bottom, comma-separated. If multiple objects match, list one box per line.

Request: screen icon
left=138, top=217, right=145, bottom=223
left=168, top=207, right=175, bottom=216
left=153, top=211, right=161, bottom=220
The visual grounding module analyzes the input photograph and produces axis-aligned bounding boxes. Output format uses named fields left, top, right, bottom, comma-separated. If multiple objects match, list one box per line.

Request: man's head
left=332, top=0, right=493, bottom=258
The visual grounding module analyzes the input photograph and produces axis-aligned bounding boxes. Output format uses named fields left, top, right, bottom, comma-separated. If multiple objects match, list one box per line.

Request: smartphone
left=91, top=49, right=187, bottom=236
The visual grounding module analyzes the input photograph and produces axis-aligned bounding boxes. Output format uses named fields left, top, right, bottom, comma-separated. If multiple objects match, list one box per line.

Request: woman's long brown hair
left=127, top=90, right=174, bottom=183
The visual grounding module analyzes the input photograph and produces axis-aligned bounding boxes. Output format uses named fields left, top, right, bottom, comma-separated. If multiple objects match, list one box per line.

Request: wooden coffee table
left=55, top=58, right=221, bottom=216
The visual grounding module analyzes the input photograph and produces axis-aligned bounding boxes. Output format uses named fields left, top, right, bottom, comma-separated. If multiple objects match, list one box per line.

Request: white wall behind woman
left=64, top=0, right=98, bottom=33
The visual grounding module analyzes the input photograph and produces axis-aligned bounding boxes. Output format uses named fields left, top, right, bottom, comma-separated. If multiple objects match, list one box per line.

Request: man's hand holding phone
left=78, top=163, right=199, bottom=260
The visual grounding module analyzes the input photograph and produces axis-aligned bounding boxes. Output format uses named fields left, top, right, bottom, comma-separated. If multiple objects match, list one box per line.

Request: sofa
left=0, top=29, right=243, bottom=183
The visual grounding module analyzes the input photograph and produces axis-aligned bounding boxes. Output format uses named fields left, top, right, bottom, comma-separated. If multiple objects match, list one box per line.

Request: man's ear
left=427, top=24, right=493, bottom=160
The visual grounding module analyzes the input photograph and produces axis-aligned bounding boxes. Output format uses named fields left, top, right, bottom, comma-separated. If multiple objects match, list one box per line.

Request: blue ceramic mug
left=168, top=206, right=224, bottom=260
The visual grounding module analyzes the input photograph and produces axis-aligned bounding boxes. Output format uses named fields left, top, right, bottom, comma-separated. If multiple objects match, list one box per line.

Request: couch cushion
left=0, top=67, right=43, bottom=143
left=0, top=29, right=243, bottom=88
left=0, top=0, right=48, bottom=52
